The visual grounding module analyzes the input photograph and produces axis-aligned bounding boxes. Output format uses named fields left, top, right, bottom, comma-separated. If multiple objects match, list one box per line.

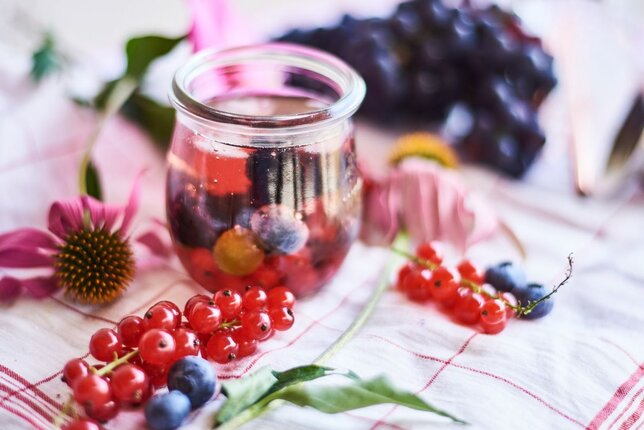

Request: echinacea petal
left=81, top=195, right=107, bottom=230
left=136, top=230, right=173, bottom=258
left=0, top=277, right=22, bottom=301
left=0, top=228, right=57, bottom=250
left=0, top=247, right=53, bottom=268
left=102, top=204, right=121, bottom=232
left=119, top=170, right=145, bottom=236
left=21, top=275, right=58, bottom=298
left=48, top=198, right=84, bottom=239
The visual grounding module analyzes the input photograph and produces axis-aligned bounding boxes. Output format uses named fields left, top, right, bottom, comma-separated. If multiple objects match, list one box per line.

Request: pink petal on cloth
left=48, top=198, right=85, bottom=239
left=0, top=228, right=57, bottom=250
left=187, top=0, right=229, bottom=52
left=360, top=174, right=401, bottom=246
left=119, top=171, right=145, bottom=236
left=0, top=247, right=53, bottom=268
left=0, top=277, right=22, bottom=301
left=20, top=275, right=58, bottom=298
left=136, top=230, right=173, bottom=258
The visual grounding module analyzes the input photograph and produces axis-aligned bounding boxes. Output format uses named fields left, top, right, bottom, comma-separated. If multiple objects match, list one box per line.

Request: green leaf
left=124, top=35, right=184, bottom=80
left=270, top=365, right=359, bottom=395
left=264, top=375, right=465, bottom=423
left=218, top=367, right=278, bottom=424
left=30, top=34, right=62, bottom=82
left=217, top=365, right=358, bottom=425
left=85, top=160, right=103, bottom=201
left=121, top=92, right=176, bottom=149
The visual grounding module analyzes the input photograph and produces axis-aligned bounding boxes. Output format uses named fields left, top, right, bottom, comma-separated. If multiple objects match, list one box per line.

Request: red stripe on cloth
left=587, top=365, right=644, bottom=430
left=0, top=401, right=48, bottom=430
left=344, top=411, right=405, bottom=430
left=609, top=388, right=644, bottom=430
left=0, top=365, right=63, bottom=409
left=600, top=337, right=640, bottom=367
left=218, top=276, right=378, bottom=380
left=447, top=361, right=585, bottom=427
left=51, top=297, right=118, bottom=325
left=0, top=382, right=55, bottom=422
left=369, top=332, right=478, bottom=430
left=618, top=397, right=644, bottom=430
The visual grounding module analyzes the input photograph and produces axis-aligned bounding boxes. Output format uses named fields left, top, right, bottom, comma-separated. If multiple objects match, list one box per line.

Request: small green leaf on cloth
left=268, top=375, right=465, bottom=423
left=85, top=160, right=103, bottom=201
left=218, top=367, right=278, bottom=424
left=30, top=33, right=63, bottom=82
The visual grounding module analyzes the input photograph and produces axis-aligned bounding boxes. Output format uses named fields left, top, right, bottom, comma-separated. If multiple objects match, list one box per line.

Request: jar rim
left=170, top=43, right=366, bottom=132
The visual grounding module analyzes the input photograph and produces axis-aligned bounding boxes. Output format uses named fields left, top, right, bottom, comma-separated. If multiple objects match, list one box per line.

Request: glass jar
left=167, top=43, right=366, bottom=297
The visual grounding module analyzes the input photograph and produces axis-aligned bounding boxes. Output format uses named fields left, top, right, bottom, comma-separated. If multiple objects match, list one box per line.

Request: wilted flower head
left=361, top=157, right=499, bottom=252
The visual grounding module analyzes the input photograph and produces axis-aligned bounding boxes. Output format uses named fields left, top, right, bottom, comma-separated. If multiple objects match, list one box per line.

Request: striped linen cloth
left=0, top=44, right=643, bottom=430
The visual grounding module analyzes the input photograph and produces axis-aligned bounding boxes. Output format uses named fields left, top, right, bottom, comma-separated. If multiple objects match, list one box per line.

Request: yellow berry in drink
left=213, top=226, right=264, bottom=276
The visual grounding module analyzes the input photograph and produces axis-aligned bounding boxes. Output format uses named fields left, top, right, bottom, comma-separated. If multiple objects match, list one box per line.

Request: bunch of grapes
left=59, top=286, right=296, bottom=429
left=278, top=0, right=556, bottom=177
left=396, top=243, right=555, bottom=334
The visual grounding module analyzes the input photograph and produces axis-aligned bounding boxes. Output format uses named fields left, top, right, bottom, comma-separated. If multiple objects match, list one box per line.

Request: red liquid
left=166, top=95, right=361, bottom=296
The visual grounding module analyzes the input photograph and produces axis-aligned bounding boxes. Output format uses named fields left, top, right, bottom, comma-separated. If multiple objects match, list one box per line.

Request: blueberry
left=250, top=204, right=309, bottom=255
left=167, top=357, right=217, bottom=409
left=144, top=391, right=191, bottom=430
left=485, top=261, right=527, bottom=292
left=514, top=283, right=554, bottom=320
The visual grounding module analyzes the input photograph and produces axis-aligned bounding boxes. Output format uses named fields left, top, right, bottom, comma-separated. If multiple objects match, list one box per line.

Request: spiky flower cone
left=54, top=229, right=135, bottom=304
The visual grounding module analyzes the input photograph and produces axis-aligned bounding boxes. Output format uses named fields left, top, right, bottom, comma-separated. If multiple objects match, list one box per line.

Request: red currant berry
left=429, top=267, right=457, bottom=300
left=214, top=289, right=243, bottom=320
left=117, top=316, right=145, bottom=348
left=416, top=243, right=443, bottom=265
left=188, top=302, right=222, bottom=334
left=173, top=327, right=200, bottom=359
left=242, top=286, right=267, bottom=310
left=152, top=300, right=182, bottom=320
left=402, top=268, right=432, bottom=302
left=240, top=310, right=272, bottom=341
left=454, top=292, right=486, bottom=324
left=84, top=399, right=119, bottom=422
left=480, top=299, right=507, bottom=325
left=396, top=263, right=415, bottom=292
left=457, top=260, right=484, bottom=284
left=231, top=330, right=257, bottom=358
left=184, top=294, right=213, bottom=320
left=89, top=329, right=123, bottom=362
left=481, top=284, right=498, bottom=299
left=206, top=331, right=239, bottom=363
left=138, top=329, right=176, bottom=366
left=62, top=358, right=90, bottom=387
left=110, top=364, right=151, bottom=405
left=140, top=362, right=168, bottom=389
left=268, top=307, right=294, bottom=331
left=481, top=318, right=508, bottom=335
left=61, top=418, right=102, bottom=430
left=73, top=374, right=112, bottom=411
left=144, top=304, right=180, bottom=331
left=500, top=292, right=518, bottom=319
left=267, top=286, right=296, bottom=309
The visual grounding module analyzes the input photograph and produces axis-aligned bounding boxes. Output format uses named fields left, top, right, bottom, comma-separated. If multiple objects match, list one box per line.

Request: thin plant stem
left=215, top=235, right=409, bottom=430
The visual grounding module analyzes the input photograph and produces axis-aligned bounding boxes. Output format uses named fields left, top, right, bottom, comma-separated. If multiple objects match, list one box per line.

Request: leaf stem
left=215, top=235, right=408, bottom=430
left=78, top=77, right=137, bottom=196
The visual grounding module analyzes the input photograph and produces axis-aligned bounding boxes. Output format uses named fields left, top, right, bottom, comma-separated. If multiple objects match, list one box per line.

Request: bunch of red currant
left=59, top=285, right=296, bottom=429
left=396, top=243, right=521, bottom=335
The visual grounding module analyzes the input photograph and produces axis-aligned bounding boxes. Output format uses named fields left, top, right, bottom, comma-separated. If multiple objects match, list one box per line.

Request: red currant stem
left=52, top=394, right=75, bottom=429
left=219, top=319, right=240, bottom=330
left=90, top=349, right=139, bottom=376
left=390, top=247, right=438, bottom=271
left=516, top=253, right=573, bottom=318
left=460, top=278, right=521, bottom=312
left=215, top=234, right=409, bottom=430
